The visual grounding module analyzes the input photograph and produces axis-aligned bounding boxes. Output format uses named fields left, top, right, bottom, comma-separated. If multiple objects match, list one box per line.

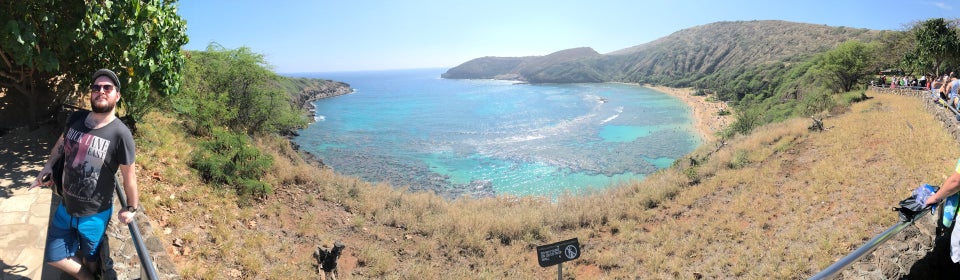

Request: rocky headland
left=294, top=79, right=354, bottom=121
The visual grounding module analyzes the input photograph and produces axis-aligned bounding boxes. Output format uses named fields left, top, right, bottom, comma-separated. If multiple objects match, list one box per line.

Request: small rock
left=228, top=268, right=242, bottom=278
left=173, top=238, right=184, bottom=247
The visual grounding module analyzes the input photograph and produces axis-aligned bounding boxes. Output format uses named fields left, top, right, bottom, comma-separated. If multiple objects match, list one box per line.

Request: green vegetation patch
left=191, top=128, right=274, bottom=201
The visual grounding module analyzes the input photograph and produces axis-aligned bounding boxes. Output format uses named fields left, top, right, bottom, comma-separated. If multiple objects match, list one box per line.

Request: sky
left=177, top=0, right=960, bottom=73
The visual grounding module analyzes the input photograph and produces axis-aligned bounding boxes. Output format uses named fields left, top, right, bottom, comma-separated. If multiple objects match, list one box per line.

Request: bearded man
left=31, top=68, right=140, bottom=280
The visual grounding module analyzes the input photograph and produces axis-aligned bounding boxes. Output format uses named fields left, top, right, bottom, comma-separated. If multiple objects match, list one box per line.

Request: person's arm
left=117, top=163, right=139, bottom=224
left=927, top=172, right=960, bottom=207
left=30, top=135, right=64, bottom=189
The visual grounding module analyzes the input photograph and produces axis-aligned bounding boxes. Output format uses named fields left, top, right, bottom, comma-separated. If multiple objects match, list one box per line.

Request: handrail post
left=115, top=176, right=160, bottom=280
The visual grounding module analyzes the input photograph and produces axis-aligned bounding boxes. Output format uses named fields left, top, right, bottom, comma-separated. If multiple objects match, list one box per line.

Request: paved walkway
left=0, top=125, right=62, bottom=280
left=0, top=186, right=57, bottom=280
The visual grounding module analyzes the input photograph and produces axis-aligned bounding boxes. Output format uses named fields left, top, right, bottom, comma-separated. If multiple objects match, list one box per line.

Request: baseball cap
left=92, top=68, right=120, bottom=90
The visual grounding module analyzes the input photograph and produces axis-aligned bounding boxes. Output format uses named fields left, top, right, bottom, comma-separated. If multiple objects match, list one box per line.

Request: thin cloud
left=932, top=1, right=953, bottom=10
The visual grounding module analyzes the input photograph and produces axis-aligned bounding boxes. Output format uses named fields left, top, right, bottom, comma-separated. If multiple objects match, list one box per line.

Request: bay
left=291, top=68, right=701, bottom=198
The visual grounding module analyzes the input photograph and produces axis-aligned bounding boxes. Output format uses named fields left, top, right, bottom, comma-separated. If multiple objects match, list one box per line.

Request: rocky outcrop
left=295, top=79, right=354, bottom=115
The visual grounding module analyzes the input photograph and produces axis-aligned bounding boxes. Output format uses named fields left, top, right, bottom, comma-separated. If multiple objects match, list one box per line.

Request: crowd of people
left=874, top=72, right=960, bottom=110
left=934, top=72, right=960, bottom=110
left=874, top=74, right=929, bottom=89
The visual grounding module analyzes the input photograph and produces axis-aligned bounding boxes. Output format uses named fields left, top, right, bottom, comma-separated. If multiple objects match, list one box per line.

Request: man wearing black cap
left=31, top=68, right=139, bottom=279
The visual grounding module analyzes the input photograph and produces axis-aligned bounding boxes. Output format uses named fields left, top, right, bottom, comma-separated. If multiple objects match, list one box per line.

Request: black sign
left=536, top=238, right=580, bottom=267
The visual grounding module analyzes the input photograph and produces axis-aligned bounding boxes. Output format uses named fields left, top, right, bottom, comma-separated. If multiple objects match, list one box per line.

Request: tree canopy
left=911, top=18, right=960, bottom=76
left=810, top=40, right=877, bottom=93
left=0, top=0, right=188, bottom=129
left=174, top=44, right=308, bottom=137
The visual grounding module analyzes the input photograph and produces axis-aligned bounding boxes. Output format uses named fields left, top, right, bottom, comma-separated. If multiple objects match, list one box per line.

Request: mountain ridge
left=442, top=20, right=883, bottom=84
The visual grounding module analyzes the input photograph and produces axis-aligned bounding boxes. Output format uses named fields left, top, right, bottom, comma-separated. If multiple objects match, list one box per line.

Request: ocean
left=291, top=68, right=701, bottom=198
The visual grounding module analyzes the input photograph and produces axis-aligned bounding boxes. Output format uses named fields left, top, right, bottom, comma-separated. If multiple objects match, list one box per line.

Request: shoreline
left=644, top=85, right=733, bottom=143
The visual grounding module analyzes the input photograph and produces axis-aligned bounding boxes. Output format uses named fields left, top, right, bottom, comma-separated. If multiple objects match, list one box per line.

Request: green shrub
left=191, top=129, right=274, bottom=200
left=238, top=179, right=273, bottom=201
left=730, top=107, right=763, bottom=135
left=728, top=150, right=751, bottom=169
left=839, top=89, right=868, bottom=105
left=798, top=90, right=836, bottom=116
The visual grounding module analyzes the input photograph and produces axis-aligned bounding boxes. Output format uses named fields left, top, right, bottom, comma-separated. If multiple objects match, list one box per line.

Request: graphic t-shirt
left=60, top=111, right=136, bottom=216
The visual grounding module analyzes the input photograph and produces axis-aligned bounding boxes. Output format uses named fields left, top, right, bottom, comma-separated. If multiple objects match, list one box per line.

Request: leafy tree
left=912, top=18, right=960, bottom=76
left=808, top=40, right=876, bottom=93
left=174, top=44, right=307, bottom=136
left=0, top=0, right=187, bottom=128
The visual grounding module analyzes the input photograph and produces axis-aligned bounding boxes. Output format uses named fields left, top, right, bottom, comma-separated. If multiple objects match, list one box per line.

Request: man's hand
left=119, top=209, right=136, bottom=224
left=29, top=168, right=52, bottom=190
left=925, top=195, right=941, bottom=208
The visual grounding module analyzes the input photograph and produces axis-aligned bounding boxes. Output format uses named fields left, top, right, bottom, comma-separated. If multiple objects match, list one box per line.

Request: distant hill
left=442, top=20, right=883, bottom=84
left=442, top=47, right=602, bottom=82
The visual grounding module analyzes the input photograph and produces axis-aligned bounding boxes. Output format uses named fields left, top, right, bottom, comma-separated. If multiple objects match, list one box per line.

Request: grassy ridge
left=131, top=90, right=958, bottom=278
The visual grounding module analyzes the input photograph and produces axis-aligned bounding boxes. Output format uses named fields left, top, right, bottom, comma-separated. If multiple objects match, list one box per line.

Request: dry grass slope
left=134, top=90, right=958, bottom=279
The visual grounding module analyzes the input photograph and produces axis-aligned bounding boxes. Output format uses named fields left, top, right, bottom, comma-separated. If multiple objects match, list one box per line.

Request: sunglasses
left=90, top=84, right=115, bottom=92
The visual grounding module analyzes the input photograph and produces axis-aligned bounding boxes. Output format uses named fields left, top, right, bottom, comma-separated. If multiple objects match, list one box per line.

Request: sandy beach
left=645, top=85, right=733, bottom=142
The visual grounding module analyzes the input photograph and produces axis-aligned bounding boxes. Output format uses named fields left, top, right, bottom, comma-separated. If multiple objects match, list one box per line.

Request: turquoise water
left=292, top=69, right=701, bottom=198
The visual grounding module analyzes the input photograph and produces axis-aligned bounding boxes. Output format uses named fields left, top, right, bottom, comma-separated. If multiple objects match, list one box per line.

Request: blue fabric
left=44, top=203, right=112, bottom=262
left=917, top=184, right=937, bottom=207
left=944, top=193, right=959, bottom=228
left=902, top=184, right=936, bottom=212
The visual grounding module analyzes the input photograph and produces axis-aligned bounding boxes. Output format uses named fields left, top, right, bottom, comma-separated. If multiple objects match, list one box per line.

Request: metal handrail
left=807, top=208, right=930, bottom=280
left=114, top=177, right=160, bottom=280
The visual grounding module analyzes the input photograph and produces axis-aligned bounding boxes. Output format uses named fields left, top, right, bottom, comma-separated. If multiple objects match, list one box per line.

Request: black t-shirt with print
left=60, top=111, right=136, bottom=216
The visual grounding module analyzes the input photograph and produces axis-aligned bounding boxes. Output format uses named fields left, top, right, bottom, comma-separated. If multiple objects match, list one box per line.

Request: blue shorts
left=44, top=203, right=112, bottom=263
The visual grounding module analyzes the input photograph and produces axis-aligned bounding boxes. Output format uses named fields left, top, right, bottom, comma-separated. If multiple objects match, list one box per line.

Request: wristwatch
left=125, top=205, right=138, bottom=213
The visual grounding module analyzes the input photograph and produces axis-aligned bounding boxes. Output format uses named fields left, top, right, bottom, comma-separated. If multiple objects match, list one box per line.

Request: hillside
left=442, top=20, right=882, bottom=85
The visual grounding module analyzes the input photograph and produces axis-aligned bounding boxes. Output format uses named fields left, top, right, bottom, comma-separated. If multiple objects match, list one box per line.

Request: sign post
left=536, top=238, right=580, bottom=279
